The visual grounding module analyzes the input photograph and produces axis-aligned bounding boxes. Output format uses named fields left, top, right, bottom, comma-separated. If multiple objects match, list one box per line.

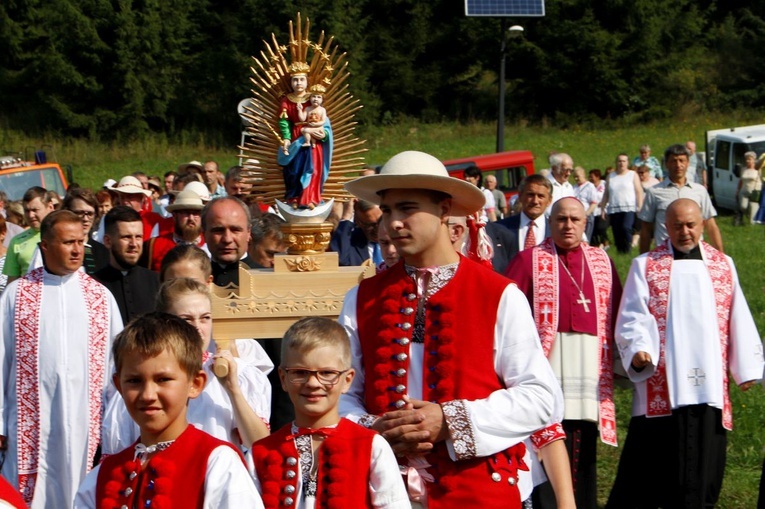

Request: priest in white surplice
left=607, top=199, right=764, bottom=509
left=0, top=210, right=123, bottom=508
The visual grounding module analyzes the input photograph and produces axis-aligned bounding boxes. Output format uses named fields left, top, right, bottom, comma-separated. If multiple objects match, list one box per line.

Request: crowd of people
left=0, top=145, right=763, bottom=509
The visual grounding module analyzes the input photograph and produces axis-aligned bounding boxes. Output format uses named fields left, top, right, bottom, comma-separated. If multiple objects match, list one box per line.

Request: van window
left=715, top=141, right=731, bottom=171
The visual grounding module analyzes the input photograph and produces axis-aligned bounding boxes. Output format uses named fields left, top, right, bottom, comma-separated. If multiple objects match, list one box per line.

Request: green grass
left=3, top=114, right=765, bottom=507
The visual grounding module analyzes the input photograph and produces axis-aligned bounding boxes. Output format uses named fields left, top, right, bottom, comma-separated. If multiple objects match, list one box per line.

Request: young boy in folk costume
left=251, top=317, right=409, bottom=509
left=74, top=312, right=263, bottom=508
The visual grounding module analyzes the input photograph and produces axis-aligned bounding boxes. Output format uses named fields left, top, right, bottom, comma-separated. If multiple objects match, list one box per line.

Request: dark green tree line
left=1, top=0, right=764, bottom=140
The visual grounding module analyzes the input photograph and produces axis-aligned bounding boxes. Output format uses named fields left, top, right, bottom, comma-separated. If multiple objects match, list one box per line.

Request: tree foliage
left=1, top=0, right=764, bottom=139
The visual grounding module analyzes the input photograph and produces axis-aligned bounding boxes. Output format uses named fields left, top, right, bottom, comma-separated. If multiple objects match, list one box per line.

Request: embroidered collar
left=134, top=439, right=175, bottom=461
left=404, top=261, right=459, bottom=300
left=405, top=261, right=459, bottom=342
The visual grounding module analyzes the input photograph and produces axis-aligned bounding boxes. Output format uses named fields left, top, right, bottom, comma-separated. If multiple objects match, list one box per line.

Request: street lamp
left=496, top=23, right=524, bottom=153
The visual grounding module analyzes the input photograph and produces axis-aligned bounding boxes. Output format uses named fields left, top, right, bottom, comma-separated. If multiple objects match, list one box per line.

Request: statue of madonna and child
left=277, top=62, right=333, bottom=210
left=237, top=14, right=366, bottom=229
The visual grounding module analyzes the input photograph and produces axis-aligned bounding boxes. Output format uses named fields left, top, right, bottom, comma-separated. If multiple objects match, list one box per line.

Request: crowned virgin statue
left=238, top=14, right=365, bottom=217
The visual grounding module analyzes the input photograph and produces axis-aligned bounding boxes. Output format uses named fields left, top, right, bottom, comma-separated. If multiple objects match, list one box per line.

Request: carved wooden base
left=211, top=261, right=374, bottom=339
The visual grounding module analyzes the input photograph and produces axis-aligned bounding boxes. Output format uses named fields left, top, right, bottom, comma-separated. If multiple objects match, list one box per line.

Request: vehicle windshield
left=0, top=167, right=67, bottom=201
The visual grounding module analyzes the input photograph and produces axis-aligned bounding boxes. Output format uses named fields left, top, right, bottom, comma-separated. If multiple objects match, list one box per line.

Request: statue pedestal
left=211, top=252, right=374, bottom=340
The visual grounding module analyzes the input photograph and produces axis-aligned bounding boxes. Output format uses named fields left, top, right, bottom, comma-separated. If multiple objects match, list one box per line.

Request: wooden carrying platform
left=211, top=252, right=374, bottom=339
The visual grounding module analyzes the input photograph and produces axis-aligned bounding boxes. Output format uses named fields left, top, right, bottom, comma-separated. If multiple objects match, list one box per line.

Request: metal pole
left=497, top=19, right=507, bottom=153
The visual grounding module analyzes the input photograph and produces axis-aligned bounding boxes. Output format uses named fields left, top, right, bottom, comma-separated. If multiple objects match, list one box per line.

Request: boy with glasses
left=252, top=317, right=409, bottom=509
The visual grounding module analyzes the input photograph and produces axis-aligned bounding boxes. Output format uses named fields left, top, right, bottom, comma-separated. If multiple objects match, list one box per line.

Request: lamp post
left=496, top=23, right=524, bottom=153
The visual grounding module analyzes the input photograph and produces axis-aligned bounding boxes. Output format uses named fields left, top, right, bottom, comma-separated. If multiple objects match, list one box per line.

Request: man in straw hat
left=103, top=175, right=161, bottom=242
left=142, top=186, right=208, bottom=272
left=338, top=151, right=562, bottom=508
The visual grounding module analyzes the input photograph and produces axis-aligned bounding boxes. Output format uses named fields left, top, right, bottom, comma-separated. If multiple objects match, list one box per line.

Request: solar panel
left=465, top=0, right=545, bottom=17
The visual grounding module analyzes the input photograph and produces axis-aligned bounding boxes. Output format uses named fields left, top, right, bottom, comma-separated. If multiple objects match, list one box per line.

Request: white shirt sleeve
left=726, top=257, right=765, bottom=385
left=614, top=256, right=660, bottom=382
left=234, top=358, right=273, bottom=424
left=204, top=446, right=264, bottom=509
left=72, top=465, right=100, bottom=509
left=369, top=434, right=411, bottom=509
left=233, top=339, right=275, bottom=376
left=452, top=284, right=561, bottom=459
left=338, top=286, right=372, bottom=423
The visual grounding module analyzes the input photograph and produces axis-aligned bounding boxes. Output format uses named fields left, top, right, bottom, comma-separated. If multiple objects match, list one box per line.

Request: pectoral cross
left=576, top=291, right=591, bottom=312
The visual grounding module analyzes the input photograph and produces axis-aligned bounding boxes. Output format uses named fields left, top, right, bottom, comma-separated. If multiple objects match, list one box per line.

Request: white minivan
left=706, top=124, right=765, bottom=211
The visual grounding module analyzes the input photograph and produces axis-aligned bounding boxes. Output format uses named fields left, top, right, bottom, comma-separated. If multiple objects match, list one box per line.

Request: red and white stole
left=14, top=268, right=111, bottom=504
left=645, top=242, right=734, bottom=429
left=532, top=238, right=617, bottom=446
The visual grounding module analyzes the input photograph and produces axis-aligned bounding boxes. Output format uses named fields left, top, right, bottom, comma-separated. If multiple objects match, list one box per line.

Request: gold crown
left=288, top=62, right=310, bottom=76
left=308, top=84, right=326, bottom=95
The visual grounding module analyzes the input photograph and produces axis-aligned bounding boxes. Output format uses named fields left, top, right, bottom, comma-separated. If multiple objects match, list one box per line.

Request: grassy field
left=3, top=115, right=765, bottom=507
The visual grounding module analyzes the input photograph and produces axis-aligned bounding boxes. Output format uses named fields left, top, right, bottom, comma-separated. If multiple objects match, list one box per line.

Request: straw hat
left=166, top=189, right=205, bottom=212
left=177, top=161, right=204, bottom=174
left=107, top=176, right=152, bottom=197
left=147, top=177, right=163, bottom=193
left=344, top=151, right=485, bottom=216
left=174, top=181, right=212, bottom=201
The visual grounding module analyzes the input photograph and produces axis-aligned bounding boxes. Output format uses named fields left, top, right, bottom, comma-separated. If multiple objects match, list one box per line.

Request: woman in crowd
left=599, top=154, right=643, bottom=253
left=588, top=169, right=609, bottom=249
left=736, top=151, right=761, bottom=225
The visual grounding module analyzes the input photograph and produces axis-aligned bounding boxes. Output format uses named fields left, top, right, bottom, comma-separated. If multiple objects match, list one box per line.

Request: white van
left=705, top=124, right=765, bottom=210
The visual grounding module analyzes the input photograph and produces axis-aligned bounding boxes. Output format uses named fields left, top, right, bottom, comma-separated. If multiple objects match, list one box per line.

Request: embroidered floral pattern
left=405, top=262, right=457, bottom=343
left=358, top=414, right=378, bottom=429
left=292, top=430, right=316, bottom=497
left=15, top=270, right=110, bottom=504
left=530, top=422, right=566, bottom=450
left=441, top=400, right=476, bottom=460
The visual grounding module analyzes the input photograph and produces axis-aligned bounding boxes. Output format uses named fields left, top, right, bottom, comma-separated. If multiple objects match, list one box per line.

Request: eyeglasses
left=71, top=210, right=96, bottom=218
left=282, top=368, right=349, bottom=385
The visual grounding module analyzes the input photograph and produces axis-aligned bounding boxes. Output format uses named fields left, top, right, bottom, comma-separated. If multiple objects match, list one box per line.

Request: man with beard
left=94, top=207, right=160, bottom=324
left=143, top=187, right=208, bottom=272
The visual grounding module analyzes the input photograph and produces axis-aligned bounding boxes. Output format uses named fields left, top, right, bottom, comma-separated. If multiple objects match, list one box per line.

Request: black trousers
left=532, top=420, right=598, bottom=509
left=608, top=211, right=635, bottom=253
left=606, top=405, right=727, bottom=509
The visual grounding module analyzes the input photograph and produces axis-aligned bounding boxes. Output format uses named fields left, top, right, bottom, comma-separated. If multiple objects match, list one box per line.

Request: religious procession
left=0, top=11, right=764, bottom=509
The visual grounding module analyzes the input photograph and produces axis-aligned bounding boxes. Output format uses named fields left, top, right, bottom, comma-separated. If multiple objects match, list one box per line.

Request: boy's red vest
left=252, top=418, right=374, bottom=508
left=356, top=258, right=526, bottom=508
left=95, top=425, right=243, bottom=509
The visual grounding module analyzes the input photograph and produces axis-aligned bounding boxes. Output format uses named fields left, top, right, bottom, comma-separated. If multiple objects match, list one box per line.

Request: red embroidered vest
left=95, top=425, right=243, bottom=509
left=252, top=418, right=374, bottom=508
left=356, top=258, right=524, bottom=508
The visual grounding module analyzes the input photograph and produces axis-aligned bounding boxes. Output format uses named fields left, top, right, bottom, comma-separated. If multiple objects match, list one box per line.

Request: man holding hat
left=338, top=151, right=562, bottom=508
left=143, top=186, right=208, bottom=272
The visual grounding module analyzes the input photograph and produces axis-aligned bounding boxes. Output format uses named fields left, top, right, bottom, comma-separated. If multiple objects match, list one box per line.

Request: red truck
left=443, top=150, right=535, bottom=206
